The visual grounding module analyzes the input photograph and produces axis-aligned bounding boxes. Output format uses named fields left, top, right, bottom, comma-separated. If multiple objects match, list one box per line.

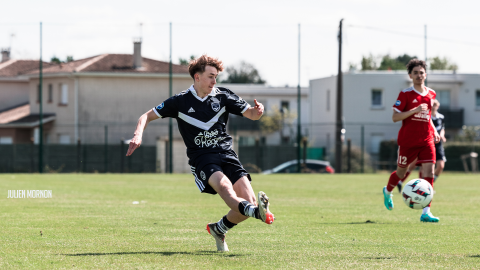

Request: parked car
left=262, top=159, right=335, bottom=174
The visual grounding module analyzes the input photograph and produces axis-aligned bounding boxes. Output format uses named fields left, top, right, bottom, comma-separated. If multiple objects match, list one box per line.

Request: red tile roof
left=27, top=54, right=189, bottom=75
left=0, top=60, right=53, bottom=77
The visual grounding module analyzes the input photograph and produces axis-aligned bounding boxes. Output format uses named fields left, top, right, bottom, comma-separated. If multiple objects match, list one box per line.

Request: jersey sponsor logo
left=200, top=171, right=206, bottom=180
left=188, top=107, right=195, bottom=113
left=211, top=97, right=221, bottom=112
left=412, top=99, right=418, bottom=103
left=413, top=110, right=430, bottom=121
left=156, top=103, right=164, bottom=110
left=395, top=100, right=401, bottom=106
left=194, top=130, right=226, bottom=148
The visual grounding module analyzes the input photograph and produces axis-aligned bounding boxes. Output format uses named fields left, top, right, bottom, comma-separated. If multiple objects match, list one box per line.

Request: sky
left=1, top=0, right=480, bottom=87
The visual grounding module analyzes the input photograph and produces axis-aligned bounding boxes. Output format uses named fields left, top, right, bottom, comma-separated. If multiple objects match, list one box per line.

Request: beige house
left=0, top=48, right=54, bottom=144
left=0, top=41, right=193, bottom=146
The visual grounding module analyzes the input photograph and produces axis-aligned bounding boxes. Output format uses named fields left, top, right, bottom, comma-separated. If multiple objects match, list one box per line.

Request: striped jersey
left=153, top=85, right=250, bottom=162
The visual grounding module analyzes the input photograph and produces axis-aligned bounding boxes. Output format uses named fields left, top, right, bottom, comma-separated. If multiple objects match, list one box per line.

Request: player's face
left=409, top=66, right=427, bottom=85
left=432, top=103, right=439, bottom=113
left=196, top=65, right=218, bottom=91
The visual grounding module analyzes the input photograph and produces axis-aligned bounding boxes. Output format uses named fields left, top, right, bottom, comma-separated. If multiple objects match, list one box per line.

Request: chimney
left=133, top=38, right=142, bottom=69
left=1, top=47, right=11, bottom=62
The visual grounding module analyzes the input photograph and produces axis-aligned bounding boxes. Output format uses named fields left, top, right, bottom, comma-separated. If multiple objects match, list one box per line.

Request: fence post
left=347, top=139, right=351, bottom=173
left=360, top=125, right=364, bottom=173
left=83, top=143, right=87, bottom=172
left=77, top=139, right=81, bottom=172
left=104, top=125, right=108, bottom=173
left=120, top=139, right=124, bottom=173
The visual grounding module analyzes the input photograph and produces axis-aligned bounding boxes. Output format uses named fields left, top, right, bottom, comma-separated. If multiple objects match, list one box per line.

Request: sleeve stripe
left=392, top=107, right=401, bottom=113
left=152, top=108, right=162, bottom=117
left=241, top=103, right=251, bottom=114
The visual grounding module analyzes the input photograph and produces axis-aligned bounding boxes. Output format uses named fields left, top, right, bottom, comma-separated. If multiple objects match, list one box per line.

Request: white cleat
left=206, top=223, right=229, bottom=252
left=258, top=191, right=275, bottom=224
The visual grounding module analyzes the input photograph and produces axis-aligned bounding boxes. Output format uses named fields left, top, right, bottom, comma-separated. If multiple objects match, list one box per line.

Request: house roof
left=0, top=113, right=56, bottom=128
left=0, top=60, right=53, bottom=77
left=27, top=54, right=189, bottom=75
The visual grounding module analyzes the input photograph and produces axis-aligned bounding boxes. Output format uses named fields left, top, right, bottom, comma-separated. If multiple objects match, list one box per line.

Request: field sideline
left=1, top=173, right=479, bottom=269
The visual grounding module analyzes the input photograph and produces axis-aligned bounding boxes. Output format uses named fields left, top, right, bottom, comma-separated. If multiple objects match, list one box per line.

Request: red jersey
left=392, top=86, right=436, bottom=147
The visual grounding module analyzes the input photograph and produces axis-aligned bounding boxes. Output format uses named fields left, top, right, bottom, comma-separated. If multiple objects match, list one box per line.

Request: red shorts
left=397, top=144, right=436, bottom=168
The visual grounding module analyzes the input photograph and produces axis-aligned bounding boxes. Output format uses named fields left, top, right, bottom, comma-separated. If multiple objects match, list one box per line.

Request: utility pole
left=39, top=22, right=43, bottom=173
left=424, top=24, right=428, bottom=86
left=168, top=22, right=173, bottom=174
left=297, top=23, right=301, bottom=173
left=335, top=19, right=344, bottom=173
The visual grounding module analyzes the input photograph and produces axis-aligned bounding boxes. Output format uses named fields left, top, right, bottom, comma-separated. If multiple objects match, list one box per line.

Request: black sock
left=238, top=201, right=259, bottom=219
left=216, top=215, right=236, bottom=234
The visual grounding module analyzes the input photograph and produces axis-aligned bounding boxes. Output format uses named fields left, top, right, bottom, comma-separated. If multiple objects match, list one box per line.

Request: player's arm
left=430, top=119, right=441, bottom=143
left=392, top=103, right=428, bottom=123
left=126, top=109, right=160, bottom=156
left=243, top=99, right=264, bottom=121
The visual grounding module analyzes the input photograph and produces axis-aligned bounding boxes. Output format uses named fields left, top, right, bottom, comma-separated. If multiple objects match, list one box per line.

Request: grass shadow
left=318, top=220, right=391, bottom=225
left=61, top=250, right=244, bottom=257
left=468, top=255, right=480, bottom=258
left=364, top=257, right=394, bottom=260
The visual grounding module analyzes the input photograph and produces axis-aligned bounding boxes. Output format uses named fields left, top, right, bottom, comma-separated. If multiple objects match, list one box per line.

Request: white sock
left=422, top=207, right=430, bottom=215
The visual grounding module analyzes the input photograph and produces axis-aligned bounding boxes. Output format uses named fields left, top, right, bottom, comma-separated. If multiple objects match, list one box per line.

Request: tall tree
left=220, top=61, right=266, bottom=84
left=361, top=54, right=378, bottom=70
left=378, top=54, right=417, bottom=70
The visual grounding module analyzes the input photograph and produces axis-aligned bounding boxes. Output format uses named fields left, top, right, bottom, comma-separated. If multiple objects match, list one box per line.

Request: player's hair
left=406, top=59, right=427, bottom=74
left=188, top=55, right=224, bottom=79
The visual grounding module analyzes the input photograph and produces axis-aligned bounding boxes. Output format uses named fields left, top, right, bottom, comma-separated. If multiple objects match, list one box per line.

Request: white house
left=309, top=70, right=480, bottom=159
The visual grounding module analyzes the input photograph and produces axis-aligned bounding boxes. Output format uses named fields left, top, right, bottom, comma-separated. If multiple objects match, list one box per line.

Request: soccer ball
left=402, top=179, right=433, bottom=209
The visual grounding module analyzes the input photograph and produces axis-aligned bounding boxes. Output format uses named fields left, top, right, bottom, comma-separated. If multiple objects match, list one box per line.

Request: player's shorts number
left=399, top=155, right=407, bottom=165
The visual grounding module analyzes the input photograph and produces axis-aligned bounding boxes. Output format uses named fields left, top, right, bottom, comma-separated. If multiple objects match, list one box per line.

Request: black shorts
left=189, top=150, right=251, bottom=195
left=435, top=144, right=447, bottom=162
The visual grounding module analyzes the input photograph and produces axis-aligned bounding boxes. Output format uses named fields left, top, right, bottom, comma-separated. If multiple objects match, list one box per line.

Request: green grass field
left=1, top=173, right=479, bottom=269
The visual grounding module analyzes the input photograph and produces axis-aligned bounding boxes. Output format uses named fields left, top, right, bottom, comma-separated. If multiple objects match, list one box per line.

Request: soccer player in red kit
left=382, top=59, right=441, bottom=222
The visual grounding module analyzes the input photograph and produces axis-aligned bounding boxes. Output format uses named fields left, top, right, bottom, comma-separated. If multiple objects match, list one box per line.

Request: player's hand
left=434, top=132, right=440, bottom=144
left=253, top=99, right=264, bottom=116
left=442, top=135, right=447, bottom=143
left=414, top=103, right=428, bottom=113
left=126, top=135, right=142, bottom=156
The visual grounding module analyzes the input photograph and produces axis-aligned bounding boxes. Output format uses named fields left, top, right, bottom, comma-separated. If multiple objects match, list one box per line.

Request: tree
left=50, top=56, right=61, bottom=64
left=51, top=56, right=74, bottom=64
left=179, top=55, right=195, bottom=66
left=361, top=54, right=378, bottom=70
left=220, top=61, right=266, bottom=84
left=361, top=54, right=417, bottom=71
left=429, top=56, right=458, bottom=70
left=378, top=54, right=417, bottom=70
left=260, top=105, right=296, bottom=135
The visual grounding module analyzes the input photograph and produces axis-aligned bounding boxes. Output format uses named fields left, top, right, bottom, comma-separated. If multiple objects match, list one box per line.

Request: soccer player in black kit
left=126, top=55, right=274, bottom=252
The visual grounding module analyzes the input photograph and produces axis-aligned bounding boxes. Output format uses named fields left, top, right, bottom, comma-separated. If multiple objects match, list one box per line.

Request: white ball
left=402, top=179, right=434, bottom=209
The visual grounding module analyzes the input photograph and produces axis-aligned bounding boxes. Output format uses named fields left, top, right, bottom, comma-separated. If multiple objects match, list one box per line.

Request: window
left=0, top=137, right=13, bottom=144
left=48, top=84, right=53, bottom=103
left=280, top=101, right=289, bottom=112
left=326, top=90, right=330, bottom=111
left=436, top=90, right=450, bottom=108
left=476, top=90, right=480, bottom=108
left=239, top=136, right=256, bottom=146
left=59, top=134, right=71, bottom=144
left=60, top=84, right=68, bottom=105
left=371, top=89, right=383, bottom=108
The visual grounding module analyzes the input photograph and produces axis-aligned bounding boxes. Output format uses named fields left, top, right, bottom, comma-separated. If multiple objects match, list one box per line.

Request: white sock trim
left=422, top=206, right=430, bottom=215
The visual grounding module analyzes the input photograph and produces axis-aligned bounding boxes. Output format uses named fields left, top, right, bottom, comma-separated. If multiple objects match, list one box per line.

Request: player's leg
left=384, top=146, right=417, bottom=210
left=418, top=143, right=439, bottom=222
left=434, top=160, right=445, bottom=182
left=397, top=159, right=417, bottom=193
left=434, top=146, right=446, bottom=182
